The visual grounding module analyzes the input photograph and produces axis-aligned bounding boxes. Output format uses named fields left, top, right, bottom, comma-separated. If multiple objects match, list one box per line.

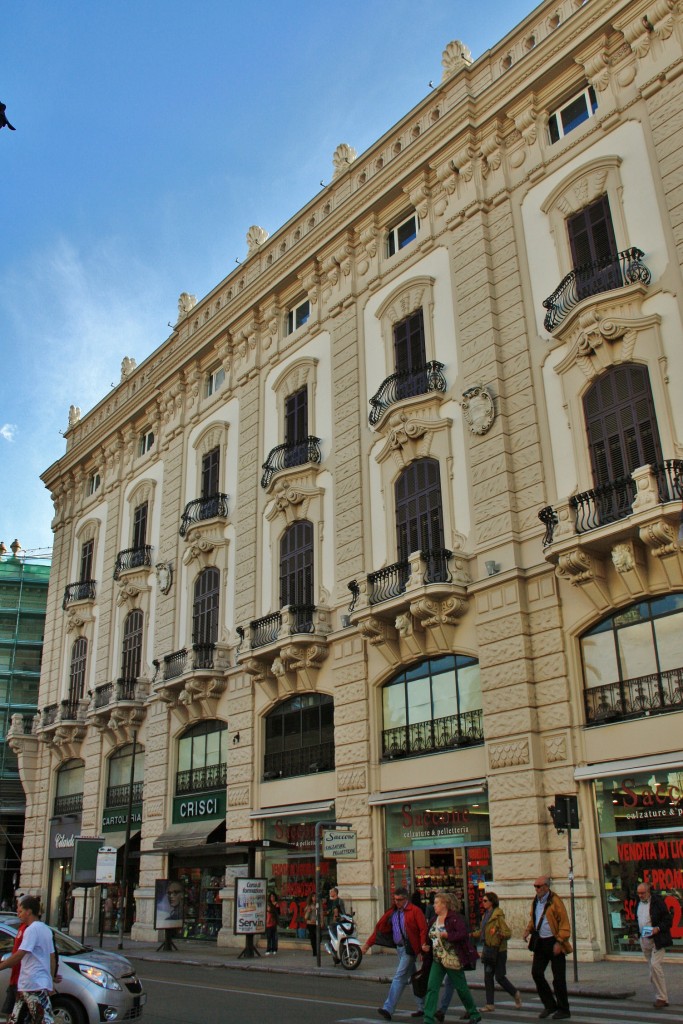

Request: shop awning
left=152, top=820, right=223, bottom=851
left=250, top=799, right=334, bottom=819
left=574, top=753, right=683, bottom=780
left=100, top=830, right=140, bottom=850
left=368, top=779, right=487, bottom=806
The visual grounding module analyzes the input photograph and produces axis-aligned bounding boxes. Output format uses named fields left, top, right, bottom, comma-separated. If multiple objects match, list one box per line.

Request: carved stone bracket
left=40, top=722, right=87, bottom=760
left=357, top=617, right=400, bottom=667
left=376, top=407, right=451, bottom=468
left=265, top=475, right=324, bottom=522
left=116, top=578, right=150, bottom=610
left=555, top=548, right=612, bottom=613
left=178, top=676, right=228, bottom=716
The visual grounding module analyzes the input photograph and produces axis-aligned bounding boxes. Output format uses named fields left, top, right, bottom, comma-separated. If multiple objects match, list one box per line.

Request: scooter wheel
left=340, top=942, right=363, bottom=970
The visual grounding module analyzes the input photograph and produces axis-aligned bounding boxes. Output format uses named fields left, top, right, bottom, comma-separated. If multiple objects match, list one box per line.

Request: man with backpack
left=636, top=882, right=673, bottom=1009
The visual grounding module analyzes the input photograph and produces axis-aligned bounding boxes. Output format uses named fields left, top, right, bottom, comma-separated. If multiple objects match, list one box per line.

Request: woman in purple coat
left=421, top=891, right=481, bottom=1024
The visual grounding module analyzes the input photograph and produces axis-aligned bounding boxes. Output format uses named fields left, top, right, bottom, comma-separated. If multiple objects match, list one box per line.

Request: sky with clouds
left=1, top=0, right=535, bottom=553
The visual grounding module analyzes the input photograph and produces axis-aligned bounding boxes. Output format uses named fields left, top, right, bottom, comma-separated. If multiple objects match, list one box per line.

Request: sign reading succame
left=323, top=830, right=357, bottom=860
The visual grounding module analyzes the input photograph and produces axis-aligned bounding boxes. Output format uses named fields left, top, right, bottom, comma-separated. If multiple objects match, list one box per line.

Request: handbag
left=527, top=896, right=548, bottom=953
left=481, top=944, right=498, bottom=966
left=435, top=940, right=461, bottom=971
left=411, top=965, right=430, bottom=998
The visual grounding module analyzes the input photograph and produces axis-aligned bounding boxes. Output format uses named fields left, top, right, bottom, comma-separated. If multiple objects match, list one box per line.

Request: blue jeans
left=438, top=974, right=454, bottom=1013
left=383, top=945, right=424, bottom=1014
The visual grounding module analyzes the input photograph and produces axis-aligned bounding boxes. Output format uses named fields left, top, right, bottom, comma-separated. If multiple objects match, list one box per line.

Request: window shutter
left=132, top=503, right=148, bottom=548
left=285, top=388, right=308, bottom=444
left=192, top=567, right=220, bottom=644
left=280, top=521, right=314, bottom=607
left=393, top=309, right=426, bottom=373
left=121, top=609, right=143, bottom=680
left=395, top=459, right=444, bottom=563
left=69, top=638, right=88, bottom=701
left=80, top=539, right=94, bottom=582
left=201, top=447, right=220, bottom=498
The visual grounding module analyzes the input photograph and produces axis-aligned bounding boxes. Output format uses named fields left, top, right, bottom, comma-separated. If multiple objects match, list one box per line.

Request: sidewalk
left=100, top=935, right=681, bottom=1006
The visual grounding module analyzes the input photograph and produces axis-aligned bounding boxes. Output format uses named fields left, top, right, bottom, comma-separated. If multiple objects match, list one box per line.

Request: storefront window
left=595, top=769, right=683, bottom=953
left=174, top=868, right=224, bottom=940
left=262, top=813, right=337, bottom=938
left=384, top=793, right=491, bottom=931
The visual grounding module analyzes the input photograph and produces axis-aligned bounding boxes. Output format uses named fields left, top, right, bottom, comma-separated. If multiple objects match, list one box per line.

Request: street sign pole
left=315, top=820, right=351, bottom=968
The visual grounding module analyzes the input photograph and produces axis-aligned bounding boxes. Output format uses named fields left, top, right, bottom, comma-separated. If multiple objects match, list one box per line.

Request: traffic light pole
left=563, top=797, right=579, bottom=983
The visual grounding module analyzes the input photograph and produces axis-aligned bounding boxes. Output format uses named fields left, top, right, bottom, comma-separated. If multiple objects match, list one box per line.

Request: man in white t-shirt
left=0, top=895, right=56, bottom=1024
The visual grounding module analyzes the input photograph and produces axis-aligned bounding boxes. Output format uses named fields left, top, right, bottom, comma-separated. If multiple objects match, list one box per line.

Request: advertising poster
left=155, top=878, right=185, bottom=929
left=234, top=877, right=267, bottom=935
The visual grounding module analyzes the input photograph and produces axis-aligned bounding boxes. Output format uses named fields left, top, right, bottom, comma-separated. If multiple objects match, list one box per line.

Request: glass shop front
left=595, top=767, right=683, bottom=953
left=383, top=791, right=492, bottom=931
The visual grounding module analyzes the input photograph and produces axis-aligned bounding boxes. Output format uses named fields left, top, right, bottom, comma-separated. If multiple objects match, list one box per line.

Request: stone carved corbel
left=410, top=595, right=468, bottom=628
left=358, top=616, right=400, bottom=666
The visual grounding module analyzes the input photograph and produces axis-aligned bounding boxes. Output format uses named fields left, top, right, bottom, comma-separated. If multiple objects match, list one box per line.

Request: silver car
left=0, top=919, right=146, bottom=1024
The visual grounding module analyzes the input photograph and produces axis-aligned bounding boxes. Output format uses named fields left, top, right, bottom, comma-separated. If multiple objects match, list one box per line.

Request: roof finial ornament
left=441, top=40, right=473, bottom=81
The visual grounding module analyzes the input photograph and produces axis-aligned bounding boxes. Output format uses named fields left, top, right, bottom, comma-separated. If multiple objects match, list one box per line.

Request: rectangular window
left=132, top=502, right=148, bottom=549
left=80, top=539, right=94, bottom=582
left=285, top=387, right=308, bottom=444
left=387, top=213, right=419, bottom=257
left=138, top=430, right=154, bottom=456
left=286, top=299, right=310, bottom=335
left=206, top=366, right=225, bottom=397
left=87, top=472, right=100, bottom=496
left=201, top=447, right=220, bottom=498
left=548, top=85, right=598, bottom=143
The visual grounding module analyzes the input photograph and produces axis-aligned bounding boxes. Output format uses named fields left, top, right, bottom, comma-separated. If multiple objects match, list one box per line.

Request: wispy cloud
left=0, top=424, right=17, bottom=442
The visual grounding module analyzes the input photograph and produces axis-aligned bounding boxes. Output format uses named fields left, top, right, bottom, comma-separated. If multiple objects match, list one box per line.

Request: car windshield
left=0, top=919, right=88, bottom=955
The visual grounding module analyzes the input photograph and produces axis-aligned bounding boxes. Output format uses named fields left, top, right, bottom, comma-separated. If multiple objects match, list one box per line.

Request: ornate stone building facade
left=11, top=0, right=683, bottom=955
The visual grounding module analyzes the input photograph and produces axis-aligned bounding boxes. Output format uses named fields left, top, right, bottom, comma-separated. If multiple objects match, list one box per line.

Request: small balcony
left=585, top=667, right=683, bottom=725
left=263, top=740, right=335, bottom=781
left=237, top=605, right=332, bottom=692
left=539, top=461, right=683, bottom=614
left=153, top=642, right=229, bottom=706
left=369, top=361, right=447, bottom=426
left=179, top=494, right=229, bottom=538
left=89, top=677, right=150, bottom=733
left=53, top=792, right=84, bottom=815
left=37, top=696, right=88, bottom=755
left=261, top=437, right=322, bottom=489
left=113, top=545, right=153, bottom=579
left=382, top=709, right=484, bottom=760
left=62, top=580, right=96, bottom=610
left=543, top=247, right=651, bottom=333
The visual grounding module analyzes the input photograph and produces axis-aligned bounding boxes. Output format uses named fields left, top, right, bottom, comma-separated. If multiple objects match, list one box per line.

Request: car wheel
left=52, top=995, right=87, bottom=1024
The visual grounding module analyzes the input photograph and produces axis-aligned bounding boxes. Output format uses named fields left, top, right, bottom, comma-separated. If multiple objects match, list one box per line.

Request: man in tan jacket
left=523, top=876, right=572, bottom=1020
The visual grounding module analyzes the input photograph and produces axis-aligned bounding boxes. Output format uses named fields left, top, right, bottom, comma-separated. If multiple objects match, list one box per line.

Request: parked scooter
left=324, top=910, right=363, bottom=970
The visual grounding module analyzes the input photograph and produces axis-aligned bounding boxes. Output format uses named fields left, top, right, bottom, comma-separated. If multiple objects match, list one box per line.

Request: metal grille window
left=69, top=637, right=88, bottom=702
left=201, top=446, right=220, bottom=499
left=176, top=720, right=227, bottom=794
left=121, top=609, right=143, bottom=681
left=280, top=521, right=313, bottom=609
left=193, top=567, right=220, bottom=644
left=584, top=365, right=662, bottom=487
left=80, top=539, right=94, bottom=582
left=132, top=503, right=148, bottom=549
left=395, top=458, right=445, bottom=562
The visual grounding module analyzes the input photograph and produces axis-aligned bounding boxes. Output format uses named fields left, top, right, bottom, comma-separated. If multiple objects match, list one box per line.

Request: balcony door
left=567, top=195, right=621, bottom=299
left=394, top=309, right=427, bottom=399
left=395, top=459, right=445, bottom=581
left=280, top=521, right=314, bottom=631
left=583, top=364, right=662, bottom=523
left=284, top=387, right=308, bottom=467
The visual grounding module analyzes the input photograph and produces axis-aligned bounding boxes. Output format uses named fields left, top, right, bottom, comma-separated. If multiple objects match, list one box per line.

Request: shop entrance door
left=388, top=845, right=492, bottom=927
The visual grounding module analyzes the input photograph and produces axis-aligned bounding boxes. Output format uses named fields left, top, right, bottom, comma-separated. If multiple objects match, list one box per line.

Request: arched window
left=280, top=521, right=314, bottom=633
left=381, top=655, right=482, bottom=759
left=176, top=720, right=227, bottom=794
left=121, top=610, right=143, bottom=682
left=583, top=364, right=662, bottom=522
left=68, top=637, right=88, bottom=704
left=395, top=459, right=446, bottom=582
left=581, top=593, right=683, bottom=724
left=106, top=743, right=144, bottom=807
left=264, top=693, right=334, bottom=780
left=54, top=759, right=84, bottom=815
left=193, top=568, right=220, bottom=646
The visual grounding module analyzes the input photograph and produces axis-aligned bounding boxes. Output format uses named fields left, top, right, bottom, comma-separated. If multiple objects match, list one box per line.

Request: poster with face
left=155, top=878, right=184, bottom=929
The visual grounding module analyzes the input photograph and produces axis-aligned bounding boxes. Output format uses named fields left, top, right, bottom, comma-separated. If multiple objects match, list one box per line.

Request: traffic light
left=550, top=795, right=579, bottom=831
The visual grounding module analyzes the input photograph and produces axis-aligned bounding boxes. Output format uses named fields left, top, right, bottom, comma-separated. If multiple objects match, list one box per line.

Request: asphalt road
left=133, top=959, right=680, bottom=1024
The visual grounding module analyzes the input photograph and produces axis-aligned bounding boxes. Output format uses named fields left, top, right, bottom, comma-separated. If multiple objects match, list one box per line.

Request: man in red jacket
left=362, top=887, right=428, bottom=1021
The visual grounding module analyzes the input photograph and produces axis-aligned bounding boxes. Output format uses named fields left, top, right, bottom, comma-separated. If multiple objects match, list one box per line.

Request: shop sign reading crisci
left=323, top=829, right=357, bottom=860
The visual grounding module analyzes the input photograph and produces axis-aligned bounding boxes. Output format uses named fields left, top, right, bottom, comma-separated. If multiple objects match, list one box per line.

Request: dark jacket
left=650, top=893, right=673, bottom=950
left=425, top=910, right=479, bottom=971
left=366, top=900, right=428, bottom=956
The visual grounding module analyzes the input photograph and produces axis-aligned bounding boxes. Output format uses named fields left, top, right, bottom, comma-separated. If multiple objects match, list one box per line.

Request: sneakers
left=514, top=993, right=522, bottom=1010
left=378, top=1010, right=392, bottom=1021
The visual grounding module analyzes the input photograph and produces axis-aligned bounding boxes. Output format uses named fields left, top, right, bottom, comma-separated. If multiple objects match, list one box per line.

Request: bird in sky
left=0, top=102, right=16, bottom=131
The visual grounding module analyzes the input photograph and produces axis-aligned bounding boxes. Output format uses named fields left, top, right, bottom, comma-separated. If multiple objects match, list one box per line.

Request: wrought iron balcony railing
left=93, top=683, right=114, bottom=709
left=106, top=781, right=144, bottom=807
left=192, top=642, right=215, bottom=670
left=179, top=493, right=229, bottom=537
left=162, top=648, right=188, bottom=680
left=249, top=612, right=282, bottom=649
left=585, top=666, right=683, bottom=725
left=53, top=793, right=83, bottom=815
left=175, top=762, right=227, bottom=794
left=422, top=548, right=453, bottom=585
left=368, top=561, right=411, bottom=604
left=263, top=740, right=335, bottom=781
left=382, top=708, right=484, bottom=760
left=539, top=460, right=683, bottom=545
left=543, top=247, right=651, bottom=333
left=62, top=580, right=96, bottom=609
left=369, top=361, right=447, bottom=426
left=113, top=545, right=153, bottom=579
left=261, top=437, right=322, bottom=488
